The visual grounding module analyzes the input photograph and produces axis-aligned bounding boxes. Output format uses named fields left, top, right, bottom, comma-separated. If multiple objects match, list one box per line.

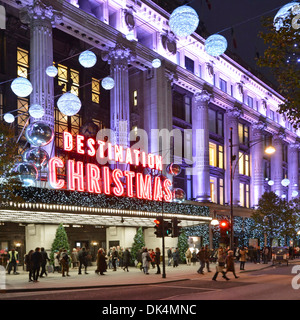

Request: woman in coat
left=122, top=248, right=131, bottom=272
left=24, top=250, right=34, bottom=282
left=142, top=248, right=150, bottom=274
left=239, top=247, right=248, bottom=270
left=212, top=247, right=229, bottom=281
left=225, top=250, right=239, bottom=279
left=155, top=247, right=161, bottom=274
left=96, top=249, right=106, bottom=275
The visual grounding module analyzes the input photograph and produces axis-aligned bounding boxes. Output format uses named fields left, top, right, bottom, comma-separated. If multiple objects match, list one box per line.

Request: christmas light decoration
left=79, top=50, right=97, bottom=68
left=57, top=92, right=82, bottom=116
left=205, top=34, right=228, bottom=57
left=11, top=77, right=33, bottom=97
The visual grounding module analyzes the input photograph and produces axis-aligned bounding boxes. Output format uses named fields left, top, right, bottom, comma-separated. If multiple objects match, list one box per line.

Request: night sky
left=190, top=0, right=292, bottom=85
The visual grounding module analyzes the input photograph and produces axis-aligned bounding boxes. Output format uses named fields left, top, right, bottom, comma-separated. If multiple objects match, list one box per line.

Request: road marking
left=149, top=284, right=221, bottom=291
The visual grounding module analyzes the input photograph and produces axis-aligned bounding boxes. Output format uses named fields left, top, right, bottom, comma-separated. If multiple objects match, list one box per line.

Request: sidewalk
left=2, top=259, right=295, bottom=294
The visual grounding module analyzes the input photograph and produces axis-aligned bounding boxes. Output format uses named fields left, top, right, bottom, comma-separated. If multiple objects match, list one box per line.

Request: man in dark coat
left=197, top=247, right=206, bottom=274
left=96, top=249, right=106, bottom=275
left=31, top=247, right=42, bottom=282
left=78, top=247, right=88, bottom=274
left=123, top=248, right=131, bottom=272
left=40, top=247, right=50, bottom=277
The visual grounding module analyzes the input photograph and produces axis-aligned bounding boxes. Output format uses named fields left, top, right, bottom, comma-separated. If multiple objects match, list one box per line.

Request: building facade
left=0, top=0, right=299, bottom=258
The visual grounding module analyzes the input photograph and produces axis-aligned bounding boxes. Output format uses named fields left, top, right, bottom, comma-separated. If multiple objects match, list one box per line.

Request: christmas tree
left=50, top=223, right=70, bottom=262
left=130, top=227, right=145, bottom=263
left=178, top=229, right=189, bottom=263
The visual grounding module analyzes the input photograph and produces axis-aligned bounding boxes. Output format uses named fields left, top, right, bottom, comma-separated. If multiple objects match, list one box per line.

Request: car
left=271, top=247, right=289, bottom=266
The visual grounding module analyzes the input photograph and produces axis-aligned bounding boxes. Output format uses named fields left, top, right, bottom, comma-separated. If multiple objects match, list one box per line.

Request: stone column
left=227, top=107, right=242, bottom=206
left=271, top=132, right=284, bottom=197
left=102, top=43, right=135, bottom=149
left=192, top=90, right=211, bottom=202
left=288, top=142, right=300, bottom=199
left=20, top=0, right=62, bottom=158
left=251, top=121, right=266, bottom=207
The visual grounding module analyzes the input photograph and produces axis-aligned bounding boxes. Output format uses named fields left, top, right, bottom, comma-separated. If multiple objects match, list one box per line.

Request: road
left=2, top=264, right=299, bottom=301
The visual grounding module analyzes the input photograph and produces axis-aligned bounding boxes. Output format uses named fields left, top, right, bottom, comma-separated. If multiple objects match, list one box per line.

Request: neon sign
left=48, top=132, right=172, bottom=202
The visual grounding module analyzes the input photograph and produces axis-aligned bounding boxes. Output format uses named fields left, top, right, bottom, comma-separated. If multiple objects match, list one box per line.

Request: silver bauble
left=13, top=162, right=38, bottom=187
left=22, top=147, right=49, bottom=170
left=25, top=121, right=54, bottom=147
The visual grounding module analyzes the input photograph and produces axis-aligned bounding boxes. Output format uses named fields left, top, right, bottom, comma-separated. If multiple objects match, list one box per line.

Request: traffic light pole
left=161, top=198, right=166, bottom=278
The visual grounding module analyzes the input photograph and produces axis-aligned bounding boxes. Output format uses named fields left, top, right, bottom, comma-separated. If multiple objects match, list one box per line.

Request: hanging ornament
left=28, top=104, right=45, bottom=119
left=169, top=5, right=199, bottom=38
left=22, top=147, right=49, bottom=170
left=172, top=188, right=186, bottom=203
left=11, top=77, right=33, bottom=97
left=79, top=50, right=97, bottom=68
left=281, top=178, right=290, bottom=187
left=101, top=76, right=115, bottom=90
left=205, top=34, right=228, bottom=57
left=25, top=121, right=54, bottom=147
left=292, top=190, right=299, bottom=197
left=268, top=180, right=274, bottom=186
left=152, top=58, right=161, bottom=68
left=166, top=163, right=182, bottom=176
left=3, top=113, right=15, bottom=123
left=273, top=2, right=300, bottom=31
left=13, top=162, right=38, bottom=187
left=57, top=92, right=82, bottom=116
left=46, top=65, right=58, bottom=77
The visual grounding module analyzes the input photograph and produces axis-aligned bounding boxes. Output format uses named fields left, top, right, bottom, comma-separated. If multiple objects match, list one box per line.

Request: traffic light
left=219, top=219, right=230, bottom=236
left=154, top=217, right=163, bottom=237
left=171, top=217, right=182, bottom=237
left=163, top=220, right=172, bottom=237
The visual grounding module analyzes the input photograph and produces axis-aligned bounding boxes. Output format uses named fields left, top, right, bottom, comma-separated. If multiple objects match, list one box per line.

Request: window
left=239, top=152, right=250, bottom=176
left=133, top=90, right=138, bottom=107
left=219, top=78, right=227, bottom=93
left=247, top=96, right=253, bottom=108
left=240, top=182, right=250, bottom=208
left=269, top=110, right=275, bottom=121
left=57, top=64, right=80, bottom=96
left=209, top=142, right=224, bottom=169
left=185, top=56, right=194, bottom=73
left=198, top=64, right=202, bottom=78
left=172, top=91, right=191, bottom=123
left=91, top=78, right=100, bottom=103
left=17, top=47, right=29, bottom=149
left=184, top=96, right=191, bottom=123
left=210, top=176, right=224, bottom=205
left=238, top=123, right=249, bottom=145
left=282, top=144, right=288, bottom=163
left=209, top=109, right=224, bottom=136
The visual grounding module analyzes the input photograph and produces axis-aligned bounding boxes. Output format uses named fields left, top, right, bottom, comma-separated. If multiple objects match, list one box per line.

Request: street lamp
left=229, top=127, right=276, bottom=250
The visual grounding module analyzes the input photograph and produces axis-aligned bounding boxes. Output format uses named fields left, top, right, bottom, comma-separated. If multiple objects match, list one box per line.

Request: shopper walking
left=204, top=245, right=211, bottom=272
left=71, top=248, right=78, bottom=268
left=167, top=247, right=172, bottom=266
left=96, top=249, right=106, bottom=275
left=225, top=250, right=239, bottom=279
left=142, top=248, right=151, bottom=274
left=263, top=247, right=269, bottom=264
left=172, top=248, right=179, bottom=267
left=212, top=247, right=229, bottom=281
left=7, top=248, right=19, bottom=275
left=155, top=247, right=161, bottom=274
left=185, top=248, right=192, bottom=266
left=60, top=249, right=70, bottom=277
left=24, top=250, right=34, bottom=282
left=78, top=247, right=88, bottom=275
left=40, top=247, right=50, bottom=277
left=111, top=247, right=118, bottom=271
left=239, top=247, right=248, bottom=270
left=197, top=247, right=205, bottom=274
left=31, top=247, right=42, bottom=282
left=122, top=248, right=131, bottom=272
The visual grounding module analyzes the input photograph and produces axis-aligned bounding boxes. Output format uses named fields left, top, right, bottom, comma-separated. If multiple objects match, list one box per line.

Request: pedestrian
left=31, top=247, right=42, bottom=282
left=78, top=247, right=89, bottom=275
left=172, top=248, right=179, bottom=267
left=111, top=247, right=118, bottom=271
left=167, top=247, right=172, bottom=266
left=142, top=248, right=151, bottom=274
left=71, top=248, right=78, bottom=268
left=96, top=249, right=106, bottom=275
left=137, top=248, right=143, bottom=271
left=235, top=247, right=240, bottom=261
left=256, top=246, right=261, bottom=264
left=40, top=247, right=50, bottom=278
left=155, top=247, right=161, bottom=274
left=263, top=247, right=269, bottom=264
left=53, top=250, right=60, bottom=272
left=24, top=250, right=34, bottom=282
left=204, top=245, right=211, bottom=272
left=7, top=248, right=19, bottom=275
left=123, top=248, right=131, bottom=272
left=239, top=247, right=248, bottom=270
left=60, top=249, right=70, bottom=277
left=118, top=247, right=123, bottom=269
left=212, top=247, right=229, bottom=281
left=225, top=250, right=239, bottom=279
left=185, top=248, right=192, bottom=265
left=149, top=249, right=156, bottom=269
left=197, top=247, right=205, bottom=274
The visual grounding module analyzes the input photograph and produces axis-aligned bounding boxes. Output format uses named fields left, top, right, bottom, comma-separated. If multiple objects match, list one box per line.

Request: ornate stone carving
left=194, top=90, right=211, bottom=105
left=20, top=0, right=62, bottom=26
left=123, top=7, right=135, bottom=31
left=161, top=30, right=177, bottom=55
left=101, top=43, right=135, bottom=68
left=227, top=106, right=242, bottom=119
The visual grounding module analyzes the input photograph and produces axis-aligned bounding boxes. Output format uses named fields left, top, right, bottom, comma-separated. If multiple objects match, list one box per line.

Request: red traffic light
left=220, top=220, right=228, bottom=228
left=154, top=219, right=161, bottom=225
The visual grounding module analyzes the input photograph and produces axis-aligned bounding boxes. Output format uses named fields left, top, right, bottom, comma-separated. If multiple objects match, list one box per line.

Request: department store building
left=0, top=0, right=298, bottom=261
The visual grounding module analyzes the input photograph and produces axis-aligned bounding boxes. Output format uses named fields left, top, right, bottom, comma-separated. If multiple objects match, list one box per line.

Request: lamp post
left=229, top=127, right=276, bottom=250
